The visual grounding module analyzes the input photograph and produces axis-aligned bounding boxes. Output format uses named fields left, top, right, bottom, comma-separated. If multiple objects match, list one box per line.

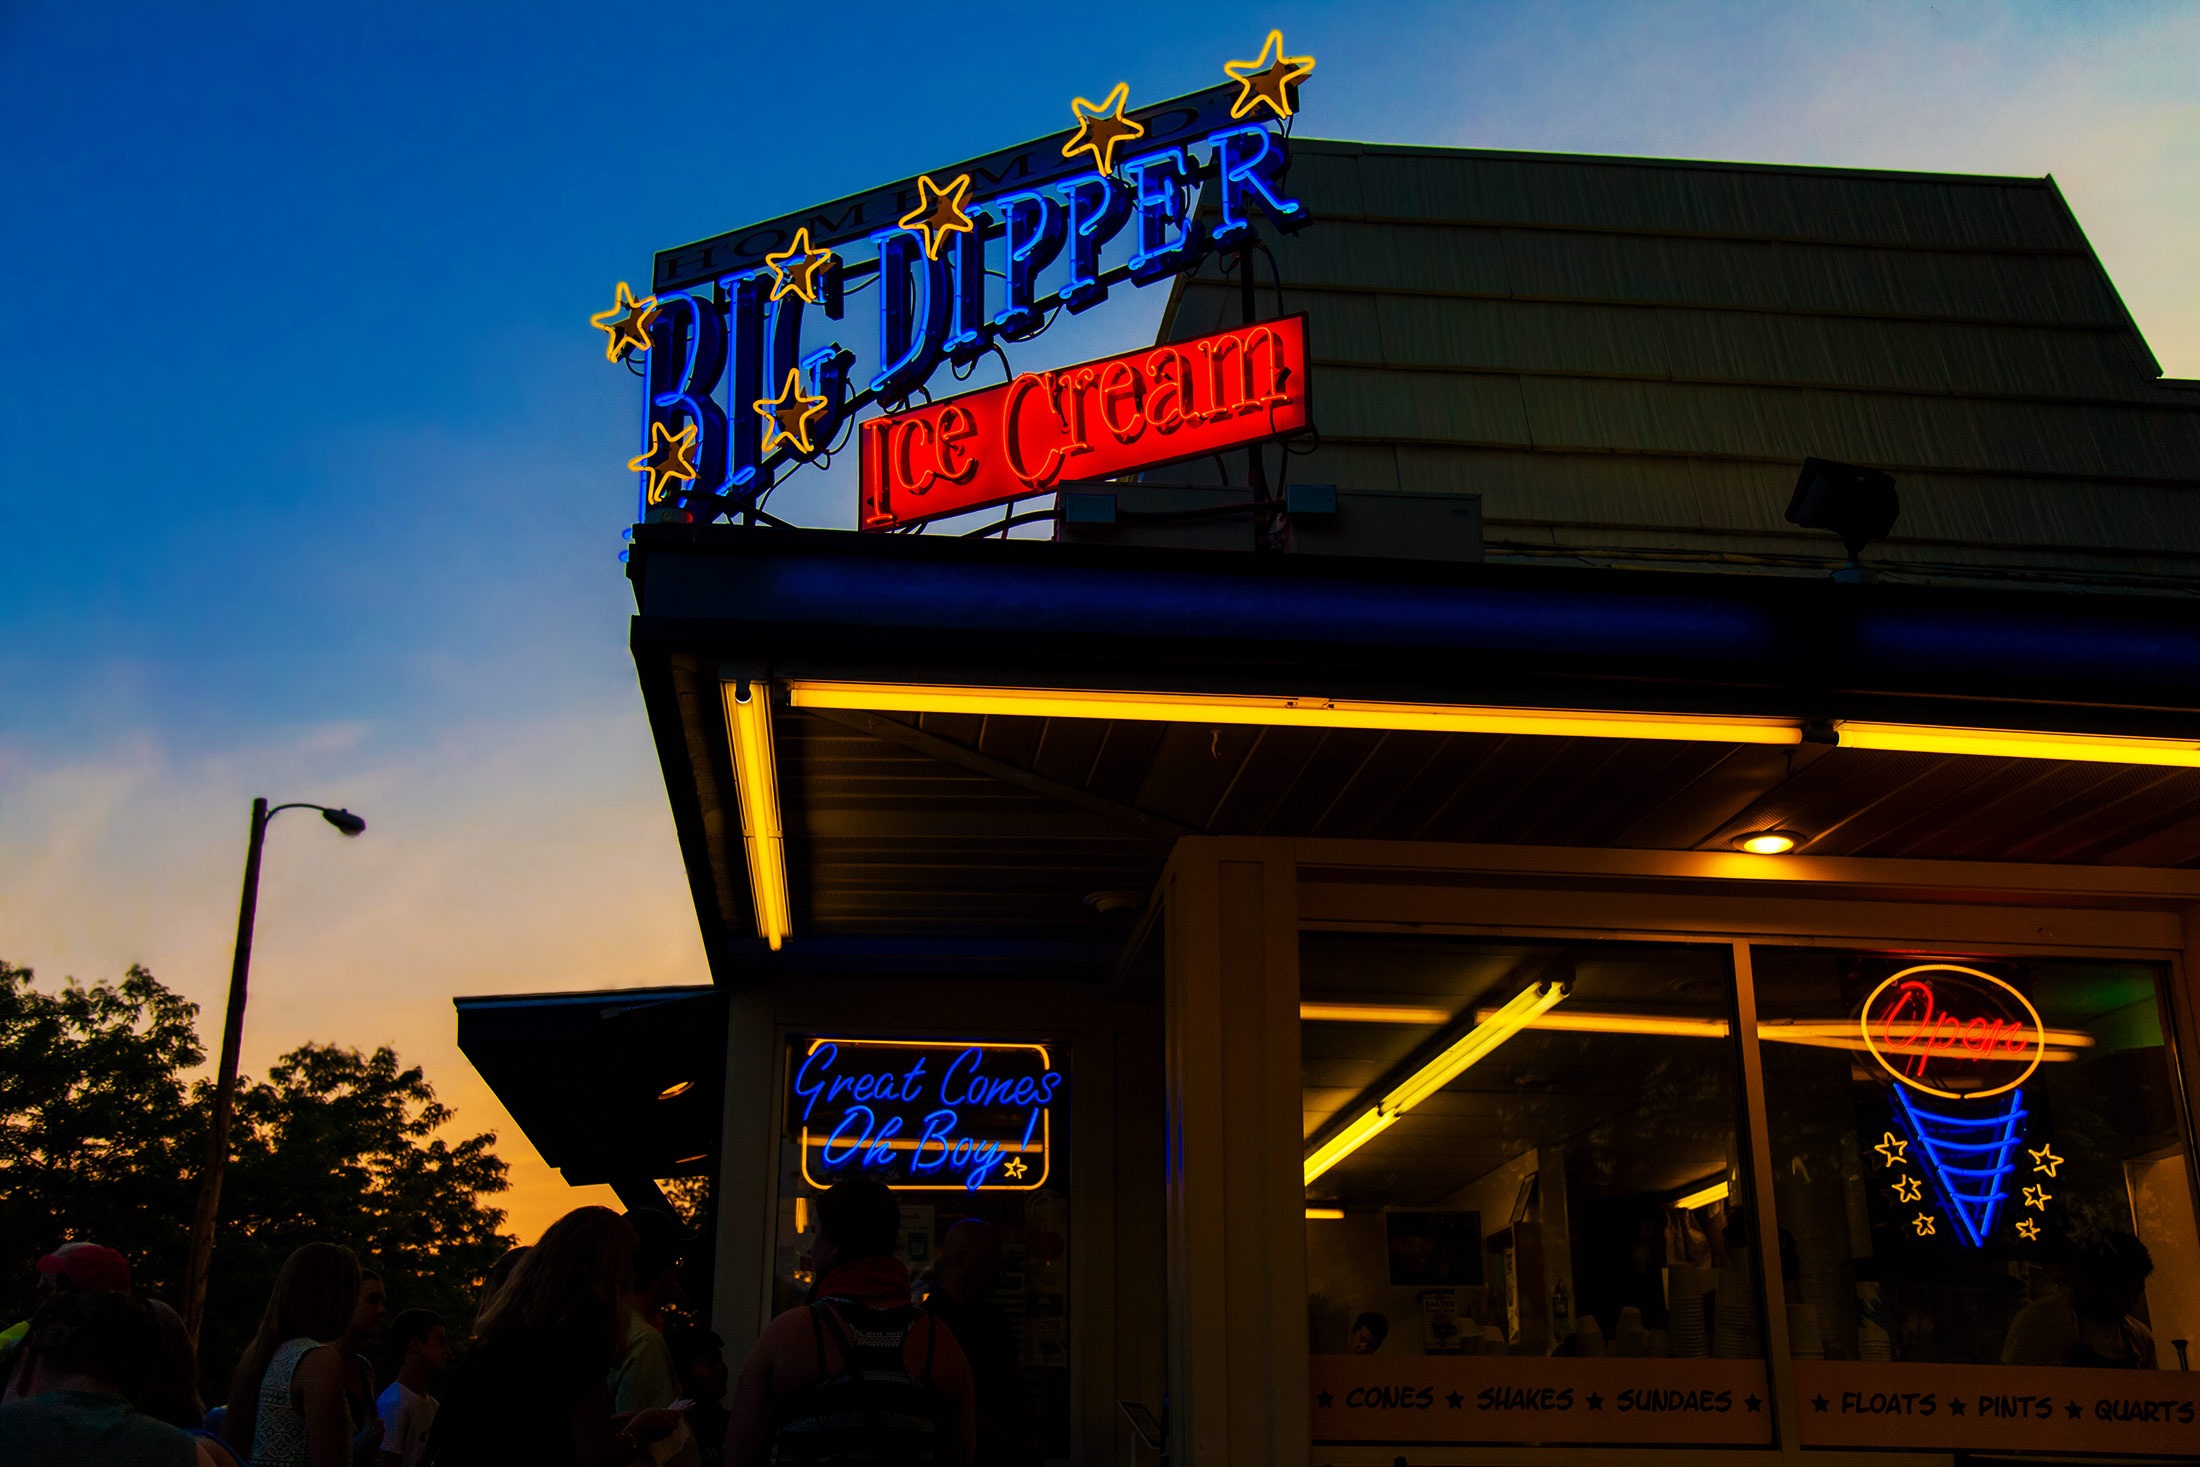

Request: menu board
left=1794, top=1361, right=2200, bottom=1456
left=1310, top=1357, right=1773, bottom=1446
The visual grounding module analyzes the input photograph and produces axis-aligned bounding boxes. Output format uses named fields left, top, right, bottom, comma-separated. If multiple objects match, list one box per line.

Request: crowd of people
left=0, top=1179, right=1023, bottom=1466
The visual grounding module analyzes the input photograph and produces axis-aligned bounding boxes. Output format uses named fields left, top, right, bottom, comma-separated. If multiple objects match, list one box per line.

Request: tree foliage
left=0, top=960, right=514, bottom=1396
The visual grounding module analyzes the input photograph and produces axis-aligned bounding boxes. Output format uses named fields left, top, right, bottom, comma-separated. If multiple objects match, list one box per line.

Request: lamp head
left=322, top=808, right=367, bottom=837
left=1786, top=457, right=1899, bottom=563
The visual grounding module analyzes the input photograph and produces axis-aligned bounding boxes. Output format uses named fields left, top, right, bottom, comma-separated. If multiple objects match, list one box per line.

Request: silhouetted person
left=0, top=1289, right=216, bottom=1466
left=227, top=1241, right=362, bottom=1467
left=470, top=1248, right=528, bottom=1341
left=142, top=1297, right=242, bottom=1466
left=666, top=1321, right=729, bottom=1467
left=725, top=1180, right=975, bottom=1466
left=342, top=1269, right=390, bottom=1466
left=611, top=1209, right=699, bottom=1466
left=427, top=1206, right=683, bottom=1467
left=373, top=1309, right=445, bottom=1467
left=2004, top=1229, right=2158, bottom=1368
left=923, top=1221, right=1033, bottom=1466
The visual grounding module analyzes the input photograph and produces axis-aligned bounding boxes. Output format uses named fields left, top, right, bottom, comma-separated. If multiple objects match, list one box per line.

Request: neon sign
left=1861, top=964, right=2058, bottom=1250
left=859, top=315, right=1311, bottom=531
left=600, top=35, right=1314, bottom=525
left=1859, top=964, right=2044, bottom=1100
left=791, top=1037, right=1060, bottom=1192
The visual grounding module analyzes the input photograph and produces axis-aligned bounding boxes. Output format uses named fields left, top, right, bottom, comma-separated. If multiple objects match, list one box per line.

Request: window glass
left=1303, top=936, right=1771, bottom=1448
left=1756, top=951, right=2200, bottom=1372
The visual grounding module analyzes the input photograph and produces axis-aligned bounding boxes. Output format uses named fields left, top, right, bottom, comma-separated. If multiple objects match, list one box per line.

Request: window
left=1302, top=936, right=1772, bottom=1448
left=1757, top=952, right=2200, bottom=1369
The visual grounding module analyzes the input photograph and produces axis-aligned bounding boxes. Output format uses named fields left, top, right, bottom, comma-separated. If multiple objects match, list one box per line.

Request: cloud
left=0, top=704, right=707, bottom=1241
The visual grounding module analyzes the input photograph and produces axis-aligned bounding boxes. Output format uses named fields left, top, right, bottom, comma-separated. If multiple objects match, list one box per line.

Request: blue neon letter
left=793, top=1043, right=836, bottom=1123
left=643, top=292, right=728, bottom=511
left=1211, top=126, right=1304, bottom=245
left=1058, top=174, right=1130, bottom=315
left=871, top=228, right=952, bottom=401
left=1121, top=148, right=1202, bottom=284
left=992, top=191, right=1065, bottom=336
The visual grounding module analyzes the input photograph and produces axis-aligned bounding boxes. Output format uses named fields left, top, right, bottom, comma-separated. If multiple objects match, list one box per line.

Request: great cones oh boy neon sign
left=593, top=32, right=1315, bottom=525
left=791, top=1037, right=1060, bottom=1192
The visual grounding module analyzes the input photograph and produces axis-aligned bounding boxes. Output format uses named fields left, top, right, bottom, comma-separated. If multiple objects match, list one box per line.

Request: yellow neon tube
left=722, top=681, right=792, bottom=950
left=1304, top=1207, right=1346, bottom=1221
left=1304, top=981, right=1567, bottom=1186
left=787, top=681, right=2200, bottom=770
left=1478, top=1009, right=1730, bottom=1039
left=1301, top=1001, right=1453, bottom=1025
left=1674, top=1179, right=1730, bottom=1210
left=1835, top=722, right=2200, bottom=768
left=787, top=681, right=1802, bottom=746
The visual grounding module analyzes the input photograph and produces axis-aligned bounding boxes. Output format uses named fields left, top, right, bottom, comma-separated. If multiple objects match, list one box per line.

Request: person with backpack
left=724, top=1180, right=974, bottom=1467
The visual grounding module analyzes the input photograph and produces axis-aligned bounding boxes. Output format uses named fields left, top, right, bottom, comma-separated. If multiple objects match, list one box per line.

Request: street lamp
left=180, top=798, right=365, bottom=1344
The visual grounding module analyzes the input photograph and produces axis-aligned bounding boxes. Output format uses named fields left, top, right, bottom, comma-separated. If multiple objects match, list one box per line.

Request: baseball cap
left=38, top=1242, right=132, bottom=1294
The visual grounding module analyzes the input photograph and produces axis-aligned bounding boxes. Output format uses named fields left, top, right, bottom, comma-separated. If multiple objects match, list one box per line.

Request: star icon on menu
left=1875, top=1132, right=1908, bottom=1167
left=628, top=421, right=698, bottom=504
left=2065, top=1401, right=2083, bottom=1419
left=1223, top=29, right=1315, bottom=120
left=1445, top=1391, right=1464, bottom=1409
left=2028, top=1143, right=2064, bottom=1177
left=762, top=228, right=836, bottom=304
left=1002, top=1156, right=1029, bottom=1180
left=1315, top=1389, right=1333, bottom=1408
left=1913, top=1212, right=1937, bottom=1237
left=1585, top=1392, right=1604, bottom=1411
left=1062, top=82, right=1145, bottom=176
left=2023, top=1184, right=2052, bottom=1211
left=1812, top=1395, right=1830, bottom=1413
left=2016, top=1218, right=2042, bottom=1242
left=1949, top=1397, right=1967, bottom=1416
left=589, top=280, right=657, bottom=363
left=1892, top=1175, right=1922, bottom=1204
left=897, top=173, right=976, bottom=261
left=1744, top=1395, right=1763, bottom=1413
left=755, top=369, right=829, bottom=457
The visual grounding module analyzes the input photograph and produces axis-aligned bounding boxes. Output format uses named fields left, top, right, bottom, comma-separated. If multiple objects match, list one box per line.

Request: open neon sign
left=1860, top=964, right=2045, bottom=1100
left=791, top=1037, right=1060, bottom=1192
left=607, top=66, right=1308, bottom=523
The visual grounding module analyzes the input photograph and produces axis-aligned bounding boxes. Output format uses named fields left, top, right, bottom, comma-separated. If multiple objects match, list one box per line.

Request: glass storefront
left=1302, top=936, right=1774, bottom=1447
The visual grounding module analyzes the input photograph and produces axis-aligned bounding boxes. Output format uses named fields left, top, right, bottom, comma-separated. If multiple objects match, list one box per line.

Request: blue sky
left=3, top=0, right=2194, bottom=1236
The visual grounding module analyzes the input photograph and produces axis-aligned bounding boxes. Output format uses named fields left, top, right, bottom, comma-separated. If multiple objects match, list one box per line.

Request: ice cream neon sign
left=792, top=1037, right=1059, bottom=1192
left=596, top=34, right=1315, bottom=525
left=1862, top=965, right=2047, bottom=1248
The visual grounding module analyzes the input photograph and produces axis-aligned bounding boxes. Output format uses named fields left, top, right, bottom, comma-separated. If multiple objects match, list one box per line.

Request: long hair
left=225, top=1241, right=360, bottom=1453
left=473, top=1207, right=634, bottom=1367
left=469, top=1245, right=529, bottom=1339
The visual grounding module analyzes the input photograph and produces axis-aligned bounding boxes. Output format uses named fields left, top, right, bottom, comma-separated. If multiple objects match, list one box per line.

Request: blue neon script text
left=794, top=1042, right=1061, bottom=1190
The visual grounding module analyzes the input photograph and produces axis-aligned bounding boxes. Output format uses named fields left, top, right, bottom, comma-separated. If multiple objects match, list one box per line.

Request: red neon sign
left=858, top=314, right=1311, bottom=531
left=1859, top=964, right=2045, bottom=1100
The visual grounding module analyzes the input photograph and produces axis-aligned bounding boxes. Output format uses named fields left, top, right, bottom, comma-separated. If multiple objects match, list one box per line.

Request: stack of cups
left=1713, top=1259, right=1760, bottom=1359
left=1857, top=1282, right=1893, bottom=1360
left=1665, top=1267, right=1708, bottom=1358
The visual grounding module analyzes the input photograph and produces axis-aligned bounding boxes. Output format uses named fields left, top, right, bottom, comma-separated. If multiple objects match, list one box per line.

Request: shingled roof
left=1161, top=139, right=2200, bottom=591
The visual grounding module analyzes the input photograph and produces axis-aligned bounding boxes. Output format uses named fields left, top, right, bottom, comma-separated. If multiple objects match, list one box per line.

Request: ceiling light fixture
left=657, top=1080, right=695, bottom=1101
left=1673, top=1178, right=1731, bottom=1211
left=1732, top=830, right=1802, bottom=855
left=1304, top=981, right=1567, bottom=1186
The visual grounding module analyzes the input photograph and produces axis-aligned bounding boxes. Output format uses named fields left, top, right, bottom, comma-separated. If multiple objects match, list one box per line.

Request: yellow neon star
left=763, top=227, right=837, bottom=304
left=1875, top=1132, right=1908, bottom=1168
left=628, top=420, right=698, bottom=503
left=1913, top=1212, right=1937, bottom=1237
left=2016, top=1218, right=2042, bottom=1241
left=897, top=173, right=976, bottom=261
left=1062, top=81, right=1146, bottom=176
left=1223, top=29, right=1316, bottom=121
left=2028, top=1144, right=2064, bottom=1177
left=1892, top=1175, right=1922, bottom=1204
left=1002, top=1156, right=1029, bottom=1180
left=2023, top=1184, right=2052, bottom=1211
left=589, top=280, right=657, bottom=363
left=754, top=368, right=829, bottom=457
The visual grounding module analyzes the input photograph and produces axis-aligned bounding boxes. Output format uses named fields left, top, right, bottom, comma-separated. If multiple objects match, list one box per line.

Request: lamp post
left=180, top=797, right=366, bottom=1345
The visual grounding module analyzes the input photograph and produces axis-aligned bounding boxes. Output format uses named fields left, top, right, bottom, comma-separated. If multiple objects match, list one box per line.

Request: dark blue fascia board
left=628, top=526, right=2200, bottom=734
